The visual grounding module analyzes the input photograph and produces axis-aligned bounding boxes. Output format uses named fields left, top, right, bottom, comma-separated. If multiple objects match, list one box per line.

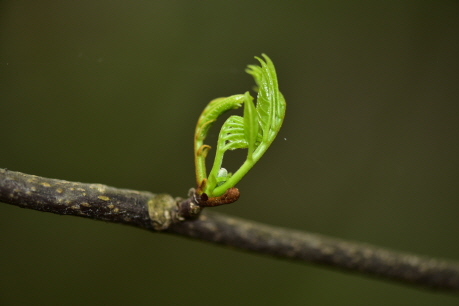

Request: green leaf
left=194, top=94, right=245, bottom=185
left=221, top=116, right=248, bottom=151
left=206, top=91, right=261, bottom=194
left=195, top=94, right=245, bottom=146
left=243, top=91, right=258, bottom=161
left=206, top=115, right=247, bottom=190
left=194, top=54, right=286, bottom=199
left=246, top=54, right=285, bottom=148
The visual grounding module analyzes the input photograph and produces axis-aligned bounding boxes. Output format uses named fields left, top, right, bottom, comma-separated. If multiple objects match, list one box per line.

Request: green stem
left=212, top=142, right=269, bottom=196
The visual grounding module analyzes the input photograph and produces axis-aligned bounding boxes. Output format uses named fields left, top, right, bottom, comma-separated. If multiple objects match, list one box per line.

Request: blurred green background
left=1, top=1, right=459, bottom=305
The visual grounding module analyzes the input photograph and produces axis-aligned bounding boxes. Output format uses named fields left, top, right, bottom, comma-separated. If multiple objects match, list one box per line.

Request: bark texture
left=1, top=168, right=459, bottom=294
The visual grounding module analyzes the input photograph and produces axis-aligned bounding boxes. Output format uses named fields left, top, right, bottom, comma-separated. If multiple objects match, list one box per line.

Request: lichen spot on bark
left=147, top=194, right=175, bottom=231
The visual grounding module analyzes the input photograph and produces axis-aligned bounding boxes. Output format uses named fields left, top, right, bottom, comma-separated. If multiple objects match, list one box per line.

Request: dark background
left=1, top=1, right=458, bottom=305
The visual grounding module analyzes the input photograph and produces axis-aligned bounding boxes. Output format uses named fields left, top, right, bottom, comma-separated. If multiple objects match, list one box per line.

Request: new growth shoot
left=194, top=54, right=286, bottom=206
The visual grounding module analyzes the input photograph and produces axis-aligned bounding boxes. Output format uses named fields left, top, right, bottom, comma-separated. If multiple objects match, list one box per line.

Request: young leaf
left=246, top=54, right=285, bottom=148
left=243, top=91, right=259, bottom=161
left=205, top=91, right=262, bottom=196
left=194, top=54, right=286, bottom=201
left=206, top=115, right=248, bottom=191
left=194, top=94, right=245, bottom=186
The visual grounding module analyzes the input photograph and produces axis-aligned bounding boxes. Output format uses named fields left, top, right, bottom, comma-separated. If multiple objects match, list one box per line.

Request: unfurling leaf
left=194, top=54, right=286, bottom=201
left=194, top=94, right=245, bottom=186
left=246, top=55, right=286, bottom=146
left=243, top=91, right=258, bottom=161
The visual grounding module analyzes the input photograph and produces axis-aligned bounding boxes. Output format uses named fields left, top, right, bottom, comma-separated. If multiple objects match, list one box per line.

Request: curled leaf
left=246, top=54, right=285, bottom=148
left=194, top=95, right=245, bottom=186
left=194, top=54, right=286, bottom=200
left=243, top=91, right=258, bottom=161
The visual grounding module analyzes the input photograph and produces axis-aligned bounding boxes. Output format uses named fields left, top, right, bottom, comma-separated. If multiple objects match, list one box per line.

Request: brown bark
left=1, top=168, right=459, bottom=294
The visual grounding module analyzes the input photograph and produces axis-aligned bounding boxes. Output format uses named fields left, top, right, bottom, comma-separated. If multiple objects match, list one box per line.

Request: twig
left=1, top=168, right=458, bottom=294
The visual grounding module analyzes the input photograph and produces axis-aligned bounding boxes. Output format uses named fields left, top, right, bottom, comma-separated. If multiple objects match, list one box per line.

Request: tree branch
left=1, top=168, right=458, bottom=294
